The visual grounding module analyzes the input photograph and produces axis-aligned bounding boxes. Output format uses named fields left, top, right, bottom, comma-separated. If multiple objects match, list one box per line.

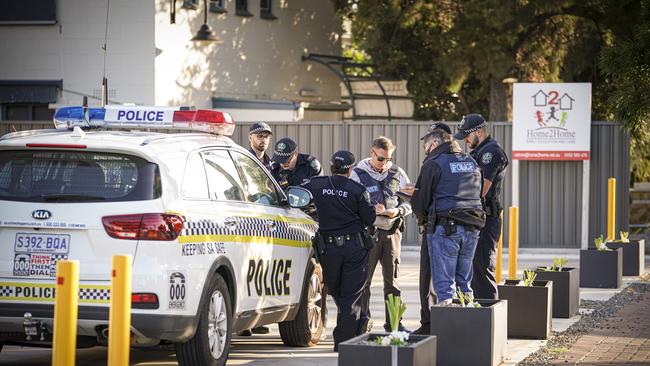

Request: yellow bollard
left=108, top=255, right=132, bottom=366
left=607, top=177, right=616, bottom=241
left=52, top=260, right=80, bottom=366
left=495, top=211, right=504, bottom=284
left=508, top=206, right=519, bottom=280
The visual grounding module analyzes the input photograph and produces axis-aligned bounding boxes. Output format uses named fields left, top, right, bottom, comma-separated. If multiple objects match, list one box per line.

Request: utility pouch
left=358, top=230, right=374, bottom=251
left=444, top=219, right=457, bottom=236
left=312, top=232, right=325, bottom=262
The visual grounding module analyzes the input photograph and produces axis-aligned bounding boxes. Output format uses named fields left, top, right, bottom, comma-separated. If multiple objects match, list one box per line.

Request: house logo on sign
left=531, top=89, right=574, bottom=128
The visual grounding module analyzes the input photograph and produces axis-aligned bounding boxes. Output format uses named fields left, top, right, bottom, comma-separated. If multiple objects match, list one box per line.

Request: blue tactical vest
left=431, top=153, right=482, bottom=212
left=353, top=165, right=400, bottom=209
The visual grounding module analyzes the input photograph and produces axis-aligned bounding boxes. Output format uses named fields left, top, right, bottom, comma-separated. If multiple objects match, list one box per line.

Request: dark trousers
left=360, top=229, right=401, bottom=325
left=419, top=230, right=437, bottom=327
left=471, top=215, right=501, bottom=299
left=319, top=237, right=369, bottom=347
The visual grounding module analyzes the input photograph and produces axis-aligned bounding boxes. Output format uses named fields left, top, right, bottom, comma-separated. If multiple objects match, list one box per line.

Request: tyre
left=279, top=259, right=326, bottom=346
left=176, top=273, right=232, bottom=366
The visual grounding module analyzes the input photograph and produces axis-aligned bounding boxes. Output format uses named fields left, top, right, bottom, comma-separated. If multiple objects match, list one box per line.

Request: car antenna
left=100, top=0, right=110, bottom=107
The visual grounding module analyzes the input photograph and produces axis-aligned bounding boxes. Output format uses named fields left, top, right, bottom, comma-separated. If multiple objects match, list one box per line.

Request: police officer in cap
left=248, top=122, right=273, bottom=171
left=411, top=128, right=485, bottom=306
left=454, top=114, right=509, bottom=299
left=271, top=137, right=322, bottom=190
left=301, top=150, right=375, bottom=351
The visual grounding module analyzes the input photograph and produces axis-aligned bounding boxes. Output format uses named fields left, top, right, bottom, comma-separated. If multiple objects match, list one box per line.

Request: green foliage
left=554, top=257, right=568, bottom=271
left=456, top=288, right=481, bottom=307
left=386, top=294, right=406, bottom=333
left=618, top=231, right=630, bottom=243
left=522, top=269, right=537, bottom=287
left=594, top=235, right=609, bottom=251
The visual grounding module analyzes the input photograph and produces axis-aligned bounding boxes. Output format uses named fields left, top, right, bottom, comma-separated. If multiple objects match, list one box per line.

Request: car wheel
left=176, top=273, right=232, bottom=366
left=279, top=259, right=326, bottom=346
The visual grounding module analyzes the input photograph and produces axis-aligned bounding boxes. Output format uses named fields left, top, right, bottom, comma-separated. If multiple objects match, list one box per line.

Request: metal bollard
left=495, top=211, right=504, bottom=284
left=508, top=206, right=519, bottom=280
left=52, top=260, right=80, bottom=366
left=108, top=255, right=132, bottom=366
left=607, top=177, right=616, bottom=241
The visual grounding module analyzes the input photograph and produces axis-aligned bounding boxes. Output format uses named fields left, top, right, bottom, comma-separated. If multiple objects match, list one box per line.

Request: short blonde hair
left=372, top=136, right=395, bottom=151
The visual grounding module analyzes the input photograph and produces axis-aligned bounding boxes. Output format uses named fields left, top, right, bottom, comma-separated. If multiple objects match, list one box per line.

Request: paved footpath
left=551, top=289, right=650, bottom=365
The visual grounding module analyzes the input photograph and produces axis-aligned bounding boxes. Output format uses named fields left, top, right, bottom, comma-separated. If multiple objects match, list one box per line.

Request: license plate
left=14, top=233, right=70, bottom=254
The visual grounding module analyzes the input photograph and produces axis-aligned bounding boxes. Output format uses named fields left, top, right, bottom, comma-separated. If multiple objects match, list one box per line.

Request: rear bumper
left=0, top=303, right=198, bottom=343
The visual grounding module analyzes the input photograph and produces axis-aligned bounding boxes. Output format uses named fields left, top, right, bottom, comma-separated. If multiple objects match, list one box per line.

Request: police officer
left=248, top=122, right=273, bottom=171
left=454, top=114, right=509, bottom=299
left=271, top=137, right=322, bottom=190
left=350, top=136, right=411, bottom=332
left=411, top=129, right=485, bottom=306
left=301, top=150, right=375, bottom=351
left=410, top=122, right=452, bottom=334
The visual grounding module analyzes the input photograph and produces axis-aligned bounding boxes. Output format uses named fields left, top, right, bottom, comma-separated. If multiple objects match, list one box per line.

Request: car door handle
left=223, top=217, right=237, bottom=228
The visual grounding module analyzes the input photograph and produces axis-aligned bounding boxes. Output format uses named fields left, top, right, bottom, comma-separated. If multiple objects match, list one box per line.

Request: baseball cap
left=272, top=137, right=298, bottom=164
left=331, top=150, right=355, bottom=170
left=454, top=114, right=487, bottom=140
left=420, top=122, right=452, bottom=140
left=249, top=122, right=272, bottom=135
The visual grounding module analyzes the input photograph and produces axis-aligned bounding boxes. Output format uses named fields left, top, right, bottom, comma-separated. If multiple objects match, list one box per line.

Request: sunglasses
left=372, top=149, right=393, bottom=162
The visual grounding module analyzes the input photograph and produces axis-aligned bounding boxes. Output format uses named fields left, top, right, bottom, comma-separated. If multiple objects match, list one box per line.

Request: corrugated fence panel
left=1, top=120, right=629, bottom=247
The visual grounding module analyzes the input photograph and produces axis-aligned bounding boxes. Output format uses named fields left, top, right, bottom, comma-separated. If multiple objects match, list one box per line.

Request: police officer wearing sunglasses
left=301, top=150, right=376, bottom=351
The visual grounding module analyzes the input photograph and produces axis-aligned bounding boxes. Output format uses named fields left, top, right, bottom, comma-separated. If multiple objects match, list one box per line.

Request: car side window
left=182, top=152, right=209, bottom=200
left=202, top=150, right=247, bottom=202
left=230, top=151, right=281, bottom=206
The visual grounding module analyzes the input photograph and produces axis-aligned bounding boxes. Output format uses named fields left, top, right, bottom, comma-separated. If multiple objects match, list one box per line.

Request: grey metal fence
left=2, top=120, right=629, bottom=248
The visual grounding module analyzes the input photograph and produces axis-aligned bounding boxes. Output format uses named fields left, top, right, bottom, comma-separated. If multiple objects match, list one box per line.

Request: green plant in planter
left=456, top=288, right=481, bottom=307
left=522, top=269, right=537, bottom=286
left=594, top=235, right=610, bottom=251
left=375, top=294, right=409, bottom=346
left=538, top=256, right=568, bottom=272
left=618, top=231, right=630, bottom=243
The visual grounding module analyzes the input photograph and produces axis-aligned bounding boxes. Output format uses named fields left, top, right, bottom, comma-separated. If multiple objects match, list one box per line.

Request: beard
left=468, top=135, right=479, bottom=149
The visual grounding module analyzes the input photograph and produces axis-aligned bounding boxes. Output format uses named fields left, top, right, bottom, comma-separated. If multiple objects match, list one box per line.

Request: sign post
left=512, top=83, right=592, bottom=249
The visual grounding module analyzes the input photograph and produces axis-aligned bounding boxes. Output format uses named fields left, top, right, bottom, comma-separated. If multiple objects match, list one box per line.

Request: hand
left=375, top=203, right=386, bottom=215
left=400, top=183, right=416, bottom=196
left=382, top=208, right=400, bottom=218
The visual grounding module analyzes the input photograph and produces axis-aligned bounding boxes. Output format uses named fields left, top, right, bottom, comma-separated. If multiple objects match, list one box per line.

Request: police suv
left=0, top=105, right=324, bottom=365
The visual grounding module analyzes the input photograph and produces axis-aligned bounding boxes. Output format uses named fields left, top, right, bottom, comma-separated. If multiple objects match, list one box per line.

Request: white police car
left=0, top=105, right=324, bottom=365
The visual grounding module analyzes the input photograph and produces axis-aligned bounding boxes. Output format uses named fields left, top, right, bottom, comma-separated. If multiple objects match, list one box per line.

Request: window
left=0, top=0, right=56, bottom=25
left=260, top=0, right=276, bottom=19
left=203, top=150, right=246, bottom=202
left=209, top=0, right=227, bottom=13
left=235, top=0, right=252, bottom=17
left=182, top=0, right=199, bottom=10
left=182, top=153, right=209, bottom=200
left=0, top=150, right=161, bottom=202
left=230, top=151, right=281, bottom=206
left=1, top=104, right=54, bottom=121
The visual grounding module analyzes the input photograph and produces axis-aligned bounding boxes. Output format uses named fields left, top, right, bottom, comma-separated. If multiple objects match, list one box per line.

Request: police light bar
left=53, top=105, right=235, bottom=136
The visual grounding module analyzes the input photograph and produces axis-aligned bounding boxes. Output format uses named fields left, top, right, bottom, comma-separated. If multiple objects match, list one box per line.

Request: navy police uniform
left=455, top=114, right=509, bottom=299
left=271, top=137, right=322, bottom=190
left=301, top=150, right=375, bottom=350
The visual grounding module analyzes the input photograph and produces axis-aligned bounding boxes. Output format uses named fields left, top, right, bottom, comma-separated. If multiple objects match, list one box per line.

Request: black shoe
left=237, top=329, right=252, bottom=336
left=383, top=322, right=411, bottom=333
left=251, top=326, right=270, bottom=334
left=412, top=324, right=430, bottom=335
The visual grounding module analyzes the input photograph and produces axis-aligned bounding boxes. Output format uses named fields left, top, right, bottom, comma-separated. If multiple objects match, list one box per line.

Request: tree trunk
left=489, top=75, right=508, bottom=122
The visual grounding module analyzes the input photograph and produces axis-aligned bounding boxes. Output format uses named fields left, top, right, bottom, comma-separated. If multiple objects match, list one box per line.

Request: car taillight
left=102, top=214, right=184, bottom=241
left=132, top=293, right=159, bottom=309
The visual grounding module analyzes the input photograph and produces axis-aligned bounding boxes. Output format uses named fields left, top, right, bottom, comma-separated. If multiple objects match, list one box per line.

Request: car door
left=228, top=150, right=315, bottom=311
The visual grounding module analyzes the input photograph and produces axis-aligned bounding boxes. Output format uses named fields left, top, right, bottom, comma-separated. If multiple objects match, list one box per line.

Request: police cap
left=249, top=122, right=272, bottom=135
left=331, top=150, right=355, bottom=170
left=420, top=122, right=452, bottom=140
left=454, top=114, right=487, bottom=140
left=272, top=137, right=298, bottom=164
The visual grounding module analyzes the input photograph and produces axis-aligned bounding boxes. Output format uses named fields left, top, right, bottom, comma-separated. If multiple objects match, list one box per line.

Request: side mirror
left=286, top=186, right=312, bottom=208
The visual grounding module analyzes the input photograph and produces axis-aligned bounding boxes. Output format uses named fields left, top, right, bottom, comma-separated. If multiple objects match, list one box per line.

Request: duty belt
left=435, top=217, right=477, bottom=231
left=324, top=234, right=355, bottom=247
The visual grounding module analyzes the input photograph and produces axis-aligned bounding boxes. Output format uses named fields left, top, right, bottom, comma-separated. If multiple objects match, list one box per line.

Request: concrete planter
left=534, top=267, right=580, bottom=318
left=498, top=280, right=552, bottom=339
left=580, top=248, right=623, bottom=288
left=430, top=299, right=507, bottom=366
left=606, top=239, right=645, bottom=276
left=338, top=333, right=437, bottom=366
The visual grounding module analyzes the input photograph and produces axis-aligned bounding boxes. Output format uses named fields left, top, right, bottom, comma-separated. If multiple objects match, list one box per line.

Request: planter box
left=606, top=240, right=645, bottom=276
left=580, top=248, right=623, bottom=288
left=534, top=267, right=580, bottom=318
left=338, top=333, right=436, bottom=366
left=498, top=280, right=552, bottom=339
left=430, top=299, right=507, bottom=366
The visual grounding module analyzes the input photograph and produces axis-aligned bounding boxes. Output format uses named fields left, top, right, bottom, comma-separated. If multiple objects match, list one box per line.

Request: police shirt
left=271, top=153, right=322, bottom=189
left=470, top=136, right=508, bottom=203
left=411, top=142, right=482, bottom=224
left=249, top=148, right=272, bottom=171
left=301, top=175, right=375, bottom=236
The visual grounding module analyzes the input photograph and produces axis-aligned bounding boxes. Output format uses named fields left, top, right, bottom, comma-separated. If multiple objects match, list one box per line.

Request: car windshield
left=0, top=150, right=161, bottom=202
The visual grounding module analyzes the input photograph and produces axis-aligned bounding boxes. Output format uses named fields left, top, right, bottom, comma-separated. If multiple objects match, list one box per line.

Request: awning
left=0, top=80, right=62, bottom=103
